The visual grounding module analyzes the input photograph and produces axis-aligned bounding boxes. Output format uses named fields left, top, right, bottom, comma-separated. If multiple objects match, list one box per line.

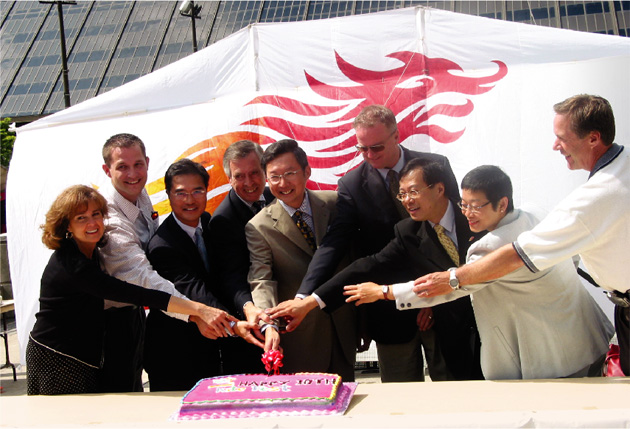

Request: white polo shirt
left=515, top=144, right=629, bottom=293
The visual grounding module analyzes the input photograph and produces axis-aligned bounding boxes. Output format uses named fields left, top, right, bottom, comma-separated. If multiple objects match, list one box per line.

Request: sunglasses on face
left=355, top=144, right=386, bottom=153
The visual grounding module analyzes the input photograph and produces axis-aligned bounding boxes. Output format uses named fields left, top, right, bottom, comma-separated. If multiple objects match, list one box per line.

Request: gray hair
left=222, top=140, right=264, bottom=178
left=353, top=105, right=397, bottom=133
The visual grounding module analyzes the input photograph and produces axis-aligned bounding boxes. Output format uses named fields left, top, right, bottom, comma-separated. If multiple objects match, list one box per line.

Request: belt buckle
left=605, top=291, right=630, bottom=307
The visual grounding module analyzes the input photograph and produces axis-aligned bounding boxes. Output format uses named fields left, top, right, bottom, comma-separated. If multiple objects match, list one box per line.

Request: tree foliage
left=1, top=118, right=16, bottom=168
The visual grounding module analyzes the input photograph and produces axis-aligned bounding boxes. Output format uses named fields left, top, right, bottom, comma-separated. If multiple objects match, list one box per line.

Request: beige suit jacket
left=246, top=190, right=356, bottom=378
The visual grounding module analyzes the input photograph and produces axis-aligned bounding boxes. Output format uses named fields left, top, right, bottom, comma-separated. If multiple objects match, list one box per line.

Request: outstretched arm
left=343, top=282, right=393, bottom=305
left=168, top=297, right=237, bottom=338
left=266, top=296, right=319, bottom=332
left=413, top=243, right=524, bottom=297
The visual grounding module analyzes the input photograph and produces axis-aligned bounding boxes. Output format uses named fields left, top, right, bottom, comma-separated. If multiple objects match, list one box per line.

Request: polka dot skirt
left=26, top=336, right=99, bottom=395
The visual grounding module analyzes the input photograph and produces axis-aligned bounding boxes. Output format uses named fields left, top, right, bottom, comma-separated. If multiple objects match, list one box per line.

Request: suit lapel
left=165, top=214, right=201, bottom=264
left=269, top=200, right=313, bottom=255
left=229, top=189, right=256, bottom=224
left=416, top=221, right=457, bottom=270
left=308, top=190, right=330, bottom=246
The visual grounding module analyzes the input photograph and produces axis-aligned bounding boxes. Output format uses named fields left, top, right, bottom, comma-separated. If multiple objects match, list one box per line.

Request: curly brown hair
left=41, top=185, right=109, bottom=250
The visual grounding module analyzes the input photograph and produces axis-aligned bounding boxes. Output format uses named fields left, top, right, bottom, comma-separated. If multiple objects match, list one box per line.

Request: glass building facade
left=1, top=1, right=629, bottom=123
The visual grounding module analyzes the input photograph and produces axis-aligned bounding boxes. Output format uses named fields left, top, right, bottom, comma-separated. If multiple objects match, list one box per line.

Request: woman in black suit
left=26, top=185, right=239, bottom=395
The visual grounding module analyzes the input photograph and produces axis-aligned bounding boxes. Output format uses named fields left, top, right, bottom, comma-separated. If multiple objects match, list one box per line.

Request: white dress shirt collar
left=234, top=188, right=267, bottom=209
left=278, top=191, right=314, bottom=231
left=376, top=146, right=405, bottom=182
left=173, top=215, right=202, bottom=242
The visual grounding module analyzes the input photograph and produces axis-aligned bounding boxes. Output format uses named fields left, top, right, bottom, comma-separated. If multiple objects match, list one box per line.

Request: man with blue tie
left=144, top=159, right=262, bottom=391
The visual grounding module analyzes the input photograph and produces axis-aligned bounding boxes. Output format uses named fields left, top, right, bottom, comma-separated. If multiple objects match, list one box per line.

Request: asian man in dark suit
left=207, top=140, right=275, bottom=374
left=335, top=158, right=483, bottom=381
left=273, top=158, right=483, bottom=380
left=144, top=159, right=262, bottom=391
left=269, top=105, right=461, bottom=382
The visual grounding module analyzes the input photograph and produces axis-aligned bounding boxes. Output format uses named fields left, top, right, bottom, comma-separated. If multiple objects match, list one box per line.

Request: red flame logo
left=148, top=50, right=507, bottom=212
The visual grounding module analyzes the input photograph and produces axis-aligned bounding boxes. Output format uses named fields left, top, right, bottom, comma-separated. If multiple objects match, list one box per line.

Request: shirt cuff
left=311, top=293, right=326, bottom=309
left=165, top=310, right=189, bottom=322
left=260, top=323, right=278, bottom=333
left=392, top=281, right=419, bottom=310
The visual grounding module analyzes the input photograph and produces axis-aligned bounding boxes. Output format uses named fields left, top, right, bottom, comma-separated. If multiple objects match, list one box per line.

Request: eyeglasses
left=457, top=201, right=491, bottom=214
left=172, top=189, right=207, bottom=200
left=355, top=144, right=386, bottom=153
left=396, top=184, right=433, bottom=202
left=268, top=170, right=299, bottom=184
left=355, top=129, right=397, bottom=153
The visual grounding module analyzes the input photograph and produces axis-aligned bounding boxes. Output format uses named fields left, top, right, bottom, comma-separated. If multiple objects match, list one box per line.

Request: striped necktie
left=434, top=224, right=459, bottom=266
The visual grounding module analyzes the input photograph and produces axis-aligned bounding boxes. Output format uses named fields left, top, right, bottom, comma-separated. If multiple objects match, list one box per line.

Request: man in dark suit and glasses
left=338, top=158, right=483, bottom=381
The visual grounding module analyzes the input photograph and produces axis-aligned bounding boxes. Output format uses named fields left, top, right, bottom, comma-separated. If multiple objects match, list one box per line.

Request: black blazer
left=144, top=212, right=224, bottom=390
left=30, top=240, right=170, bottom=368
left=207, top=188, right=274, bottom=318
left=147, top=212, right=223, bottom=307
left=315, top=204, right=483, bottom=380
left=298, top=147, right=460, bottom=343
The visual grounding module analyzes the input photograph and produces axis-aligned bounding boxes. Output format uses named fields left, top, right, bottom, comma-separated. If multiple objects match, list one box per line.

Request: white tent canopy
left=7, top=7, right=630, bottom=361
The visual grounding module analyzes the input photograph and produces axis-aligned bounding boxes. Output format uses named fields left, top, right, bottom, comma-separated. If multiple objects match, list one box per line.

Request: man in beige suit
left=246, top=139, right=356, bottom=381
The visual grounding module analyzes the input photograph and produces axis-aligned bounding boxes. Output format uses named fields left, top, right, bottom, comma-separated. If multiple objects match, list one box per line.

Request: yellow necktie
left=434, top=224, right=459, bottom=266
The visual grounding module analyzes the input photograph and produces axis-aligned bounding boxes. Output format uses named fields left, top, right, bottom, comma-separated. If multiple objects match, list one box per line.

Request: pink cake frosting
left=175, top=373, right=357, bottom=420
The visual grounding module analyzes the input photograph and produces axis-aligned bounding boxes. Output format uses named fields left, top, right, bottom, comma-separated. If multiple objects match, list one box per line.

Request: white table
left=1, top=377, right=629, bottom=428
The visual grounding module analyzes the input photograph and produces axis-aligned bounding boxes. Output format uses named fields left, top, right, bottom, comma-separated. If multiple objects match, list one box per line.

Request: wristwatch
left=381, top=285, right=390, bottom=300
left=448, top=267, right=460, bottom=290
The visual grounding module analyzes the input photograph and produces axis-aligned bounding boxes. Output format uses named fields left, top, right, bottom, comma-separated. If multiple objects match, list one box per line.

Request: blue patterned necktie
left=292, top=210, right=317, bottom=252
left=194, top=227, right=211, bottom=272
left=252, top=200, right=265, bottom=214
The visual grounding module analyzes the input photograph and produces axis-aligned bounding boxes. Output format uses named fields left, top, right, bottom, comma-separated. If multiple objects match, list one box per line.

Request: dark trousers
left=144, top=310, right=221, bottom=392
left=100, top=306, right=146, bottom=393
left=615, top=305, right=630, bottom=376
left=220, top=336, right=264, bottom=375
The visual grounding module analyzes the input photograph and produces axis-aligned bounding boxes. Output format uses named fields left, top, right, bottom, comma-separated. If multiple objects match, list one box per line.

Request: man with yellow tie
left=271, top=157, right=483, bottom=381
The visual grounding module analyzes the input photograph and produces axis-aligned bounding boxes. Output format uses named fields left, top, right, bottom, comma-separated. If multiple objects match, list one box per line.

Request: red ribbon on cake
left=261, top=349, right=284, bottom=375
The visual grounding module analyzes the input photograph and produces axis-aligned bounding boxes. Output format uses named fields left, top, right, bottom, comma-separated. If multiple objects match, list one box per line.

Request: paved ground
left=0, top=318, right=383, bottom=397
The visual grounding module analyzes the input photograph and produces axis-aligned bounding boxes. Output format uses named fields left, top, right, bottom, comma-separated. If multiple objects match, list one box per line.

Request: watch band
left=382, top=285, right=390, bottom=300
